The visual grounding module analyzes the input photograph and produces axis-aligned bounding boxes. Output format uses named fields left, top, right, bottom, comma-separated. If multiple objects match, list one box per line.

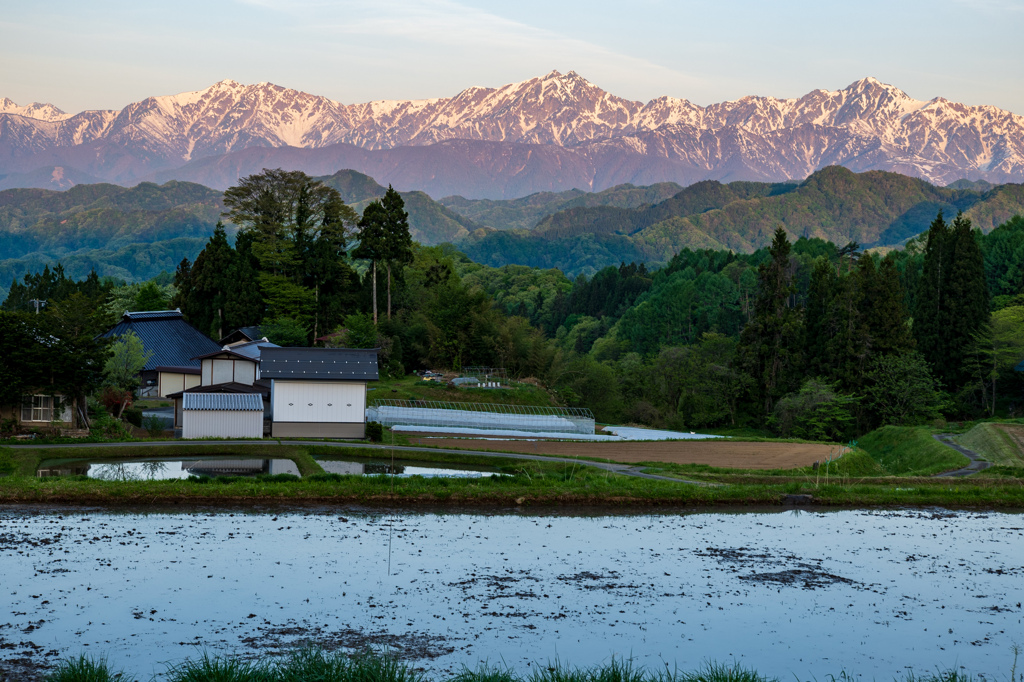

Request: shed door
left=273, top=382, right=364, bottom=423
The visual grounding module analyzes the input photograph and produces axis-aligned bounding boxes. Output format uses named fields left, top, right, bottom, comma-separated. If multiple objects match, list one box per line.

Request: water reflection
left=36, top=457, right=301, bottom=479
left=92, top=461, right=171, bottom=481
left=317, top=457, right=503, bottom=478
left=3, top=508, right=1022, bottom=678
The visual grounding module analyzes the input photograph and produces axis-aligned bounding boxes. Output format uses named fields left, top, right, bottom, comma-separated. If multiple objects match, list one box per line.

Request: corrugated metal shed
left=183, top=393, right=264, bottom=411
left=101, top=310, right=221, bottom=371
left=260, top=348, right=379, bottom=381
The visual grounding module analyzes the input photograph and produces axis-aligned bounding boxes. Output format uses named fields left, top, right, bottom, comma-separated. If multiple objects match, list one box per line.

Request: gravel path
left=932, top=434, right=992, bottom=477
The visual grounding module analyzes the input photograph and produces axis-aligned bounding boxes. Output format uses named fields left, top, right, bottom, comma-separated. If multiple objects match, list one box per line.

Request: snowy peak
left=2, top=72, right=1024, bottom=187
left=0, top=98, right=70, bottom=122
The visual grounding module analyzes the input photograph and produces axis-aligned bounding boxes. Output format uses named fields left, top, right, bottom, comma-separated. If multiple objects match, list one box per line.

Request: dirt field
left=407, top=437, right=841, bottom=470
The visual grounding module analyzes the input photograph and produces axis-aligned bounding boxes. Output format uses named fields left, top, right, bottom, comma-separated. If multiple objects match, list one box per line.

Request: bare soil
left=406, top=437, right=838, bottom=469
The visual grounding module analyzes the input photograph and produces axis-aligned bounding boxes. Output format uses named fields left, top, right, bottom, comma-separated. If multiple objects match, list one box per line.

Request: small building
left=100, top=310, right=222, bottom=398
left=166, top=343, right=277, bottom=434
left=260, top=347, right=378, bottom=438
left=181, top=393, right=264, bottom=439
left=0, top=392, right=75, bottom=432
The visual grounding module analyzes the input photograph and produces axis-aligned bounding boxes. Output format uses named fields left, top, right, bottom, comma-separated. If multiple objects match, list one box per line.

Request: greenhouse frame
left=366, top=400, right=595, bottom=435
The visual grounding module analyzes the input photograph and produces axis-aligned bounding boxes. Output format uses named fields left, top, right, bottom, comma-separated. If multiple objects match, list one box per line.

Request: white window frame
left=20, top=394, right=55, bottom=422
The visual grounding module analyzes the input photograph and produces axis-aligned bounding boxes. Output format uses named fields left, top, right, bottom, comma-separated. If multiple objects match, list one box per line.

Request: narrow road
left=932, top=434, right=992, bottom=477
left=8, top=439, right=702, bottom=484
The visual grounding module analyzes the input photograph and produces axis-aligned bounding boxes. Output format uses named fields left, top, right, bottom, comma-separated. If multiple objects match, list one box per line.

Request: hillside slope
left=461, top=167, right=1024, bottom=274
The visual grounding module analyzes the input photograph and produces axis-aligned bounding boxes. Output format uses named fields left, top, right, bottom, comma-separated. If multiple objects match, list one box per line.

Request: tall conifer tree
left=945, top=213, right=991, bottom=389
left=353, top=201, right=388, bottom=325
left=865, top=254, right=914, bottom=355
left=804, top=257, right=837, bottom=377
left=739, top=227, right=804, bottom=416
left=224, top=231, right=264, bottom=331
left=380, top=186, right=413, bottom=320
left=913, top=212, right=953, bottom=376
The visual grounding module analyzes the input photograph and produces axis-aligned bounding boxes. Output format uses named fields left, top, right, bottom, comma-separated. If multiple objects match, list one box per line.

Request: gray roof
left=101, top=310, right=221, bottom=371
left=228, top=339, right=280, bottom=361
left=182, top=393, right=264, bottom=411
left=259, top=347, right=378, bottom=381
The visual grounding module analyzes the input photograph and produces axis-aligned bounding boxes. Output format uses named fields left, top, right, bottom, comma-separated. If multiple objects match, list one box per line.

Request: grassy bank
left=41, top=648, right=986, bottom=682
left=957, top=422, right=1024, bottom=466
left=2, top=444, right=1024, bottom=507
left=857, top=426, right=970, bottom=475
left=3, top=433, right=1023, bottom=508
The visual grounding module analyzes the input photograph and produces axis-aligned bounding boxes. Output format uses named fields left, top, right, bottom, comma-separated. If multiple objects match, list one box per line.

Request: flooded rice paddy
left=1, top=507, right=1023, bottom=679
left=315, top=458, right=504, bottom=478
left=34, top=457, right=502, bottom=481
left=36, top=457, right=302, bottom=480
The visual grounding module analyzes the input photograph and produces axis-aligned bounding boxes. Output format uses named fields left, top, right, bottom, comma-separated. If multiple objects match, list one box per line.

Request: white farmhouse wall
left=272, top=381, right=365, bottom=423
left=201, top=357, right=257, bottom=386
left=182, top=410, right=263, bottom=439
left=158, top=372, right=201, bottom=398
left=212, top=359, right=234, bottom=384
left=235, top=362, right=256, bottom=385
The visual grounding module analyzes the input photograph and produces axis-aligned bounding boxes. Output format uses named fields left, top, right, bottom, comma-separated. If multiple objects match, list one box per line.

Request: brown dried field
left=406, top=437, right=841, bottom=470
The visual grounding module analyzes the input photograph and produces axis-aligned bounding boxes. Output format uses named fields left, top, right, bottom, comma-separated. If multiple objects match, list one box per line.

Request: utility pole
left=29, top=298, right=46, bottom=314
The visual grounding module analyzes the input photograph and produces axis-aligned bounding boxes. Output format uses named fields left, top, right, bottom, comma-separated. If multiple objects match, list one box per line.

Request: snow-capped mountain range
left=2, top=71, right=1022, bottom=197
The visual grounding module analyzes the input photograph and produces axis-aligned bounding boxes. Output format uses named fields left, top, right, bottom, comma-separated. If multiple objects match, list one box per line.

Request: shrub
left=142, top=414, right=167, bottom=437
left=0, top=417, right=17, bottom=437
left=89, top=411, right=133, bottom=440
left=122, top=407, right=143, bottom=428
left=771, top=378, right=857, bottom=441
left=0, top=448, right=16, bottom=476
left=366, top=421, right=384, bottom=442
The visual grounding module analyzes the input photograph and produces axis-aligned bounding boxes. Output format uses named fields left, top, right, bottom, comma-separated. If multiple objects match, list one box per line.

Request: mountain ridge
left=3, top=72, right=1023, bottom=197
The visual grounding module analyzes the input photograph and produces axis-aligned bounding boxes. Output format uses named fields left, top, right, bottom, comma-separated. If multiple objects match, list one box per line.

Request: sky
left=2, top=0, right=1023, bottom=114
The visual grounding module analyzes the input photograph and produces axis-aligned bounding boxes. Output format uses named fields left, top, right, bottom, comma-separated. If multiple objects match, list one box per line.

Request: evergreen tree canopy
left=739, top=227, right=804, bottom=415
left=913, top=211, right=990, bottom=388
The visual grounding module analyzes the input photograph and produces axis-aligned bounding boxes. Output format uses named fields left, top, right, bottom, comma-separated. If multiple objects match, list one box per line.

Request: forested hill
left=439, top=182, right=685, bottom=231
left=0, top=170, right=483, bottom=296
left=459, top=167, right=1024, bottom=275
left=3, top=166, right=1024, bottom=293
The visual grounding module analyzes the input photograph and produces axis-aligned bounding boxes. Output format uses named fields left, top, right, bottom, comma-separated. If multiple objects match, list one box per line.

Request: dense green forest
left=461, top=167, right=1024, bottom=275
left=5, top=165, right=1024, bottom=440
left=3, top=167, right=1024, bottom=299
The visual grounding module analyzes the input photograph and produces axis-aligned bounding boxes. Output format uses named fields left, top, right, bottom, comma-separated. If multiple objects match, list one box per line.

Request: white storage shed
left=261, top=347, right=378, bottom=438
left=181, top=393, right=264, bottom=440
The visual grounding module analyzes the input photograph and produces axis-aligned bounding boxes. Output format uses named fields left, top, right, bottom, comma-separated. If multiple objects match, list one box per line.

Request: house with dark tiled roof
left=218, top=326, right=265, bottom=348
left=100, top=310, right=221, bottom=398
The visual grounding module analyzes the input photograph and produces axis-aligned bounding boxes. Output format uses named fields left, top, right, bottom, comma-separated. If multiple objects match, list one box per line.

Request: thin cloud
left=950, top=0, right=1024, bottom=11
left=234, top=0, right=704, bottom=100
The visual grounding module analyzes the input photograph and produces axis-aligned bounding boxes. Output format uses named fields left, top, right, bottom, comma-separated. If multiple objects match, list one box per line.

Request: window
left=20, top=395, right=53, bottom=422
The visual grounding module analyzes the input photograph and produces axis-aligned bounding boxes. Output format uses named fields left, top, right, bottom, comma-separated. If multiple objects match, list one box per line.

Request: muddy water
left=1, top=508, right=1023, bottom=679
